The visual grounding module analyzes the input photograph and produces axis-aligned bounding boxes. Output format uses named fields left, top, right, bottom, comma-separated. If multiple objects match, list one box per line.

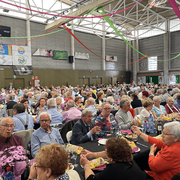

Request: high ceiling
left=0, top=0, right=180, bottom=39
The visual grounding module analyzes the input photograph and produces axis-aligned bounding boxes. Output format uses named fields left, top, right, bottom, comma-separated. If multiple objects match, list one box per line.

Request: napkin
left=120, top=130, right=132, bottom=134
left=97, top=138, right=103, bottom=140
left=93, top=164, right=106, bottom=170
left=132, top=147, right=139, bottom=152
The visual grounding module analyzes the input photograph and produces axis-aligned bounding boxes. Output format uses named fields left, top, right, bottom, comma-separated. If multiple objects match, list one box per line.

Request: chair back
left=171, top=173, right=180, bottom=180
left=13, top=129, right=35, bottom=149
left=134, top=107, right=144, bottom=116
left=66, top=130, right=72, bottom=143
left=60, top=119, right=79, bottom=143
left=6, top=109, right=14, bottom=117
left=50, top=123, right=64, bottom=131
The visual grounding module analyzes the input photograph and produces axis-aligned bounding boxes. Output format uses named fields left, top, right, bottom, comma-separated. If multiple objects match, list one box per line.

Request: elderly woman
left=115, top=98, right=138, bottom=129
left=139, top=100, right=153, bottom=124
left=80, top=138, right=147, bottom=180
left=95, top=91, right=104, bottom=106
left=95, top=102, right=118, bottom=134
left=141, top=91, right=151, bottom=103
left=28, top=143, right=80, bottom=180
left=165, top=97, right=180, bottom=115
left=65, top=91, right=74, bottom=103
left=74, top=96, right=83, bottom=109
left=106, top=96, right=118, bottom=110
left=35, top=97, right=48, bottom=115
left=21, top=98, right=32, bottom=115
left=130, top=93, right=142, bottom=109
left=151, top=96, right=166, bottom=120
left=132, top=121, right=180, bottom=180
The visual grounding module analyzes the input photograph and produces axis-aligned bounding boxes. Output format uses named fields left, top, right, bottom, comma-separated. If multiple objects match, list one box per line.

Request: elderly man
left=71, top=109, right=100, bottom=145
left=6, top=94, right=17, bottom=109
left=13, top=103, right=34, bottom=132
left=31, top=112, right=65, bottom=158
left=174, top=95, right=180, bottom=110
left=63, top=100, right=81, bottom=124
left=56, top=96, right=63, bottom=113
left=0, top=117, right=24, bottom=150
left=86, top=97, right=97, bottom=116
left=36, top=98, right=63, bottom=124
left=115, top=98, right=139, bottom=130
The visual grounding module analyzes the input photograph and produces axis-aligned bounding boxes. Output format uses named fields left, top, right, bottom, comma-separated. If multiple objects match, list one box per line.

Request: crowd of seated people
left=1, top=82, right=180, bottom=179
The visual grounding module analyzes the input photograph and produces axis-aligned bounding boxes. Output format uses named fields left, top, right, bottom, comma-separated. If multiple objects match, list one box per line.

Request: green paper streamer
left=100, top=8, right=180, bottom=62
left=0, top=7, right=98, bottom=39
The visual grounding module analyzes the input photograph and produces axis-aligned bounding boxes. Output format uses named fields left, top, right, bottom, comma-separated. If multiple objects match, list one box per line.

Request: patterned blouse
left=95, top=113, right=118, bottom=132
left=54, top=173, right=69, bottom=180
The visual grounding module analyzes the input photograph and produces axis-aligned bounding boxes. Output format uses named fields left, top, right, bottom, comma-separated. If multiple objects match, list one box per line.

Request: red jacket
left=146, top=136, right=180, bottom=180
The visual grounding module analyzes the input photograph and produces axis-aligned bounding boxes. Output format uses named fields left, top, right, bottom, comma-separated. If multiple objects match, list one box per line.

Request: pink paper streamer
left=0, top=167, right=5, bottom=177
left=168, top=0, right=180, bottom=19
left=0, top=0, right=142, bottom=19
left=13, top=161, right=26, bottom=178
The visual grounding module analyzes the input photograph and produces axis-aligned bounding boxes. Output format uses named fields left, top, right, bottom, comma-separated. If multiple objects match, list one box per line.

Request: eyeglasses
left=1, top=124, right=14, bottom=128
left=103, top=108, right=111, bottom=111
left=85, top=116, right=93, bottom=118
left=162, top=132, right=173, bottom=136
left=34, top=164, right=45, bottom=170
left=39, top=120, right=50, bottom=123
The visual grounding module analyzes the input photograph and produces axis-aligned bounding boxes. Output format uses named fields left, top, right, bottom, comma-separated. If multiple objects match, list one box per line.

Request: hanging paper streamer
left=0, top=8, right=98, bottom=39
left=0, top=0, right=142, bottom=19
left=1, top=7, right=98, bottom=47
left=63, top=24, right=148, bottom=65
left=168, top=0, right=180, bottom=20
left=100, top=8, right=180, bottom=62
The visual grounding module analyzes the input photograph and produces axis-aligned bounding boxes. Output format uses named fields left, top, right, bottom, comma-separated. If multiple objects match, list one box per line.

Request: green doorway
left=146, top=76, right=158, bottom=84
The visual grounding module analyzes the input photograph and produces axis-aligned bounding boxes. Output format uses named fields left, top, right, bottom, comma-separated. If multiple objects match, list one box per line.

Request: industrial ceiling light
left=3, top=9, right=9, bottom=13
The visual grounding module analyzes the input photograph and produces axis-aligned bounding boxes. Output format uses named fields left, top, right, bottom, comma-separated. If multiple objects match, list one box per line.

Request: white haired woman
left=151, top=96, right=167, bottom=120
left=106, top=96, right=118, bottom=111
left=132, top=121, right=180, bottom=180
left=165, top=97, right=179, bottom=115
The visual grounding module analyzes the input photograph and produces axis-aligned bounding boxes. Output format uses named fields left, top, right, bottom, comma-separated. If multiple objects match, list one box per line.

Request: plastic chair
left=50, top=123, right=64, bottom=131
left=6, top=109, right=14, bottom=117
left=134, top=107, right=144, bottom=116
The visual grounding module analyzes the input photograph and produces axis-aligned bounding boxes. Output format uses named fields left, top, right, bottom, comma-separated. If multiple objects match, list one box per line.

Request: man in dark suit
left=6, top=94, right=17, bottom=109
left=71, top=109, right=100, bottom=145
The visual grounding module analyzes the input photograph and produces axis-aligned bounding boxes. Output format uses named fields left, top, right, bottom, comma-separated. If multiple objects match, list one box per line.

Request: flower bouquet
left=0, top=146, right=30, bottom=180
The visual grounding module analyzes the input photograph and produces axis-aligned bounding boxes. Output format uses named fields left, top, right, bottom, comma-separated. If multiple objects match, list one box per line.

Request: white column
left=164, top=20, right=170, bottom=84
left=71, top=23, right=75, bottom=70
left=26, top=0, right=31, bottom=47
left=102, top=20, right=106, bottom=71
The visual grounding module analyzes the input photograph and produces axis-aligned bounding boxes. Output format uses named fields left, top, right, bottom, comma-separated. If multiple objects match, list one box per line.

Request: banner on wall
left=53, top=50, right=68, bottom=60
left=0, top=44, right=12, bottom=55
left=74, top=52, right=89, bottom=60
left=0, top=55, right=13, bottom=65
left=13, top=65, right=33, bottom=75
left=33, top=48, right=53, bottom=57
left=12, top=46, right=32, bottom=66
left=106, top=55, right=117, bottom=62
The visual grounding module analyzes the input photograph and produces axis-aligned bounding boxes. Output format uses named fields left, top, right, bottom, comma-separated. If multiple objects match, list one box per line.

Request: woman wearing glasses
left=132, top=121, right=180, bottom=180
left=28, top=143, right=80, bottom=180
left=95, top=102, right=118, bottom=136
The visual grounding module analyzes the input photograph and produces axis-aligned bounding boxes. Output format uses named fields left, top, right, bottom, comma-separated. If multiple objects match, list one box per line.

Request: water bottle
left=149, top=114, right=154, bottom=133
left=146, top=121, right=150, bottom=135
left=5, top=170, right=13, bottom=180
left=143, top=120, right=147, bottom=134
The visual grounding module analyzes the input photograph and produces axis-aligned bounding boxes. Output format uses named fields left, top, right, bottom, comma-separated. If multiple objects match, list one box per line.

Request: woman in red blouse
left=165, top=97, right=179, bottom=114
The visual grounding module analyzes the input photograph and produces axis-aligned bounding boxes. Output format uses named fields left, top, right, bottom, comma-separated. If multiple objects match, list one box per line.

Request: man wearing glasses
left=0, top=117, right=24, bottom=151
left=31, top=112, right=65, bottom=158
left=71, top=109, right=100, bottom=145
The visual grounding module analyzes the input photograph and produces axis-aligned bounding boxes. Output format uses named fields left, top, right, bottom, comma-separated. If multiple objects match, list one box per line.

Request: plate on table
left=132, top=147, right=140, bottom=153
left=126, top=134, right=138, bottom=140
left=98, top=139, right=107, bottom=145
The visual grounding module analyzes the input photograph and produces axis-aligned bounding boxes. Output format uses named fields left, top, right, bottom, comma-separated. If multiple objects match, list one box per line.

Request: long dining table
left=72, top=132, right=157, bottom=180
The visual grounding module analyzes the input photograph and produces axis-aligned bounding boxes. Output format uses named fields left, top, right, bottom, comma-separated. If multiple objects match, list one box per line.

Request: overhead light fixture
left=106, top=32, right=110, bottom=34
left=3, top=9, right=9, bottom=13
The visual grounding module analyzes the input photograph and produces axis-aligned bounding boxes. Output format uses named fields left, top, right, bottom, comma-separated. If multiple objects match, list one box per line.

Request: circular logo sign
left=18, top=47, right=25, bottom=55
left=18, top=56, right=26, bottom=64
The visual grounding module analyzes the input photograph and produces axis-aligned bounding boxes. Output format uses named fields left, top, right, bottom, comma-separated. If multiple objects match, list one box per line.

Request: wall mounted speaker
left=69, top=56, right=73, bottom=63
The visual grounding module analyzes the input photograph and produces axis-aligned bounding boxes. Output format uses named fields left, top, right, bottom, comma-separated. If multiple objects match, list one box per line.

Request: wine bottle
left=157, top=120, right=162, bottom=135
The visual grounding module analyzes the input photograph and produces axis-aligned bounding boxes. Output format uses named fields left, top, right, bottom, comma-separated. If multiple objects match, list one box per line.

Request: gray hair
left=172, top=88, right=180, bottom=94
left=42, top=92, right=48, bottom=98
left=157, top=89, right=162, bottom=94
left=106, top=96, right=114, bottom=104
left=120, top=98, right=130, bottom=108
left=162, top=89, right=167, bottom=93
left=47, top=98, right=56, bottom=107
left=56, top=96, right=62, bottom=101
left=82, top=109, right=92, bottom=117
left=7, top=94, right=13, bottom=100
left=39, top=112, right=52, bottom=121
left=166, top=97, right=174, bottom=103
left=164, top=121, right=180, bottom=142
left=87, top=97, right=95, bottom=104
left=67, top=100, right=75, bottom=107
left=153, top=96, right=161, bottom=102
left=102, top=102, right=111, bottom=109
left=0, top=117, right=14, bottom=126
